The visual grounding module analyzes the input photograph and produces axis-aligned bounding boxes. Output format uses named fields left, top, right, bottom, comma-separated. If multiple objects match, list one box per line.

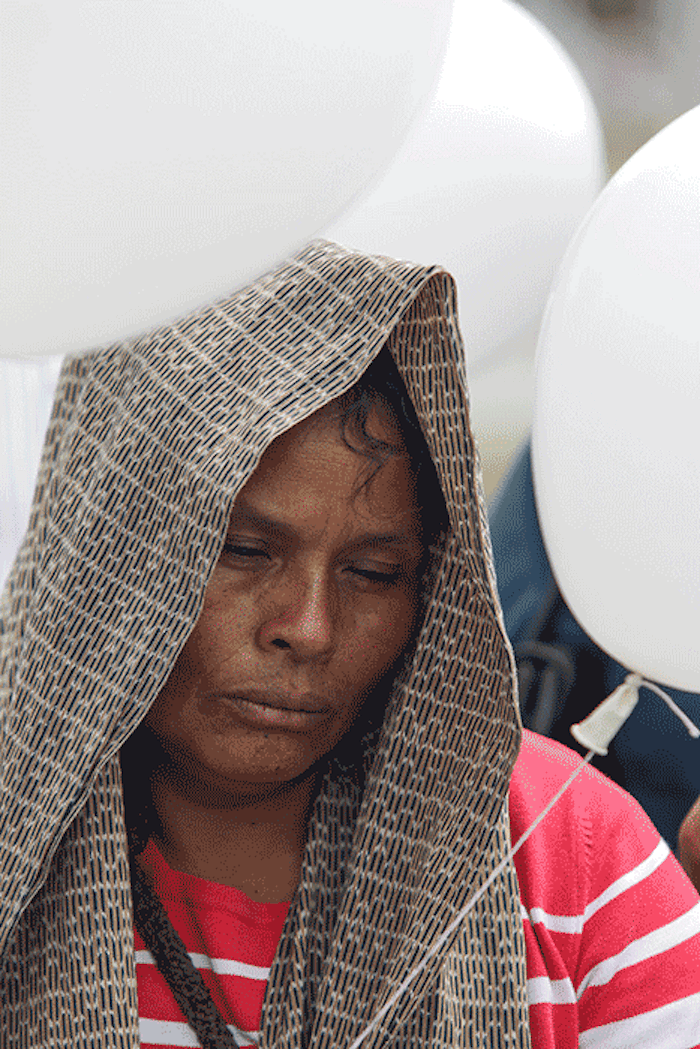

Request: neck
left=147, top=763, right=319, bottom=903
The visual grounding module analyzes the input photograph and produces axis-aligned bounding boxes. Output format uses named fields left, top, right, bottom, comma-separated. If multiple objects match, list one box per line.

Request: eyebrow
left=227, top=499, right=295, bottom=539
left=227, top=498, right=424, bottom=553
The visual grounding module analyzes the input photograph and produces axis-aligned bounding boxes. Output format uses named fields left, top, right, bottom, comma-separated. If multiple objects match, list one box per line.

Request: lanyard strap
left=130, top=854, right=240, bottom=1049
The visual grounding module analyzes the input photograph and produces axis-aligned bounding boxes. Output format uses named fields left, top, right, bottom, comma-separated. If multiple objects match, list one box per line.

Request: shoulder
left=510, top=728, right=649, bottom=831
left=510, top=731, right=700, bottom=1048
left=509, top=729, right=674, bottom=916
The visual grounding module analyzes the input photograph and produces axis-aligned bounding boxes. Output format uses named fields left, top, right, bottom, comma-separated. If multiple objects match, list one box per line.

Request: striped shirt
left=513, top=731, right=700, bottom=1048
left=136, top=730, right=700, bottom=1048
left=135, top=843, right=288, bottom=1049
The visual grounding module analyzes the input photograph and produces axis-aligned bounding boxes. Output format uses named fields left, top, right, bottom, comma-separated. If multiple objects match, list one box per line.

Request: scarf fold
left=0, top=240, right=530, bottom=1048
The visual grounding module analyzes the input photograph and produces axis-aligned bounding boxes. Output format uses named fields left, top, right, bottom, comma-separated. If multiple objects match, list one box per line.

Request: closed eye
left=347, top=565, right=402, bottom=584
left=221, top=541, right=270, bottom=560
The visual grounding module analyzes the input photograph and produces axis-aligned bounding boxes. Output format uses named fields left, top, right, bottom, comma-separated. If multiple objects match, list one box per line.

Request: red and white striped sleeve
left=511, top=730, right=700, bottom=1049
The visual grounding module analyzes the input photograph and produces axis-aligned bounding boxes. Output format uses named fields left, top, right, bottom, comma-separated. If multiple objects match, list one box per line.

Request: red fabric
left=513, top=731, right=700, bottom=1049
left=135, top=842, right=288, bottom=1048
left=136, top=730, right=700, bottom=1048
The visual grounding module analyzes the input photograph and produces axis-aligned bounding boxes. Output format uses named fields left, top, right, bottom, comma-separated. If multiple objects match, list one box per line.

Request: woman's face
left=145, top=400, right=425, bottom=798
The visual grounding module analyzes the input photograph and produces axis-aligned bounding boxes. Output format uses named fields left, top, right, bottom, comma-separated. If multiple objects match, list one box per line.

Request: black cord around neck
left=129, top=853, right=240, bottom=1049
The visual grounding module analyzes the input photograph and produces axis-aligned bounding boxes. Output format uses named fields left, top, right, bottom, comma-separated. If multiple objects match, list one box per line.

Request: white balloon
left=325, top=0, right=605, bottom=366
left=532, top=105, right=700, bottom=693
left=0, top=355, right=63, bottom=586
left=0, top=0, right=454, bottom=358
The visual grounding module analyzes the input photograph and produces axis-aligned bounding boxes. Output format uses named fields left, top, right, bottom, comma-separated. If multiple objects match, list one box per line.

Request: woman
left=1, top=241, right=698, bottom=1048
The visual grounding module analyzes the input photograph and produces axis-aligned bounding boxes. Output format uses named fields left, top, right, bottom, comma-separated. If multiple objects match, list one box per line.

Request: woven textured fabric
left=0, top=240, right=530, bottom=1048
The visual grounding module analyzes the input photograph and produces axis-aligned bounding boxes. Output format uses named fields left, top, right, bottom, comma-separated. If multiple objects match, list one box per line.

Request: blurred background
left=472, top=0, right=700, bottom=498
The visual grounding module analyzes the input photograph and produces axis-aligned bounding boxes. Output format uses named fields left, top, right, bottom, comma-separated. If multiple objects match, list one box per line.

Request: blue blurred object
left=489, top=439, right=700, bottom=849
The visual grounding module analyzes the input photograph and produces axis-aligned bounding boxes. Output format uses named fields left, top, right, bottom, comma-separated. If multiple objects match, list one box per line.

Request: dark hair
left=334, top=347, right=449, bottom=549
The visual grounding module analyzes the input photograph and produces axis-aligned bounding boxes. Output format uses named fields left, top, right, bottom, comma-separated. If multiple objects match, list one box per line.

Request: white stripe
left=525, top=905, right=583, bottom=934
left=577, top=901, right=700, bottom=997
left=527, top=976, right=576, bottom=1006
left=579, top=991, right=700, bottom=1049
left=188, top=952, right=270, bottom=981
left=139, top=1018, right=259, bottom=1048
left=135, top=948, right=270, bottom=982
left=582, top=839, right=670, bottom=924
left=522, top=839, right=671, bottom=935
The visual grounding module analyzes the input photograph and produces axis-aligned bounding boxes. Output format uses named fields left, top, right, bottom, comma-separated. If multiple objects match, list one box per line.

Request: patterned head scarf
left=0, top=241, right=530, bottom=1048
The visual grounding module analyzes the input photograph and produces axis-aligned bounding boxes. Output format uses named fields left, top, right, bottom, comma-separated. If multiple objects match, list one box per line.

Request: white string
left=346, top=750, right=596, bottom=1049
left=641, top=678, right=700, bottom=738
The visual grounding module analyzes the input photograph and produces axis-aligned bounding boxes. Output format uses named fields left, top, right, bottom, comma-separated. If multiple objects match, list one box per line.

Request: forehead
left=231, top=402, right=422, bottom=538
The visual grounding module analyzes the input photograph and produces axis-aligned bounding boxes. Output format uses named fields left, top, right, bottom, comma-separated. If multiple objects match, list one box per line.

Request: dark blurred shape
left=583, top=0, right=652, bottom=21
left=515, top=0, right=700, bottom=172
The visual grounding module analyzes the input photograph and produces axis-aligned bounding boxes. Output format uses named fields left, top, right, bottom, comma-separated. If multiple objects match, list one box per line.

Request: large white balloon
left=325, top=0, right=605, bottom=367
left=0, top=0, right=453, bottom=358
left=532, top=105, right=700, bottom=693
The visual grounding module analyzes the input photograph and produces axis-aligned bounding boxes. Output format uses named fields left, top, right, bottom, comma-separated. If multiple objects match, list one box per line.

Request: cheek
left=145, top=600, right=236, bottom=727
left=175, top=589, right=254, bottom=683
left=347, top=592, right=419, bottom=678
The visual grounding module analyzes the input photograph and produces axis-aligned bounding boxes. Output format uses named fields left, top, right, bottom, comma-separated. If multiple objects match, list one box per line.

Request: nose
left=258, top=566, right=336, bottom=661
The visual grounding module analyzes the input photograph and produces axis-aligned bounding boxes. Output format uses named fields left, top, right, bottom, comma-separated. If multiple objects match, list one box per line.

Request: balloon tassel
left=571, top=673, right=700, bottom=755
left=570, top=674, right=642, bottom=755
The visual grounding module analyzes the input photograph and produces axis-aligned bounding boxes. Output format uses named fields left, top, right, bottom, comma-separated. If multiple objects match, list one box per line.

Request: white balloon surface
left=0, top=355, right=63, bottom=587
left=325, top=0, right=605, bottom=367
left=0, top=0, right=453, bottom=358
left=532, top=105, right=700, bottom=693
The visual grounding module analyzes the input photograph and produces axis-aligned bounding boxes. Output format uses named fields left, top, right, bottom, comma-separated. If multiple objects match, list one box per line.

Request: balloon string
left=640, top=678, right=700, bottom=738
left=347, top=676, right=699, bottom=1047
left=346, top=750, right=595, bottom=1049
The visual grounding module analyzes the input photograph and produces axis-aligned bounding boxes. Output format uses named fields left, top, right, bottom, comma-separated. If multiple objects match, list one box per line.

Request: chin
left=188, top=740, right=326, bottom=798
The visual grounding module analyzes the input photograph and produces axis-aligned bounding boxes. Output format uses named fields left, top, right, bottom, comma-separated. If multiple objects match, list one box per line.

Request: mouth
left=217, top=689, right=330, bottom=731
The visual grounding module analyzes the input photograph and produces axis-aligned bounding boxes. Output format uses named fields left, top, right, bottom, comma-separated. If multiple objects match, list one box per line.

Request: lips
left=217, top=689, right=330, bottom=731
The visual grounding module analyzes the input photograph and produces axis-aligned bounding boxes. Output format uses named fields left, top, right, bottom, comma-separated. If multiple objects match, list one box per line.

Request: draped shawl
left=0, top=241, right=531, bottom=1048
